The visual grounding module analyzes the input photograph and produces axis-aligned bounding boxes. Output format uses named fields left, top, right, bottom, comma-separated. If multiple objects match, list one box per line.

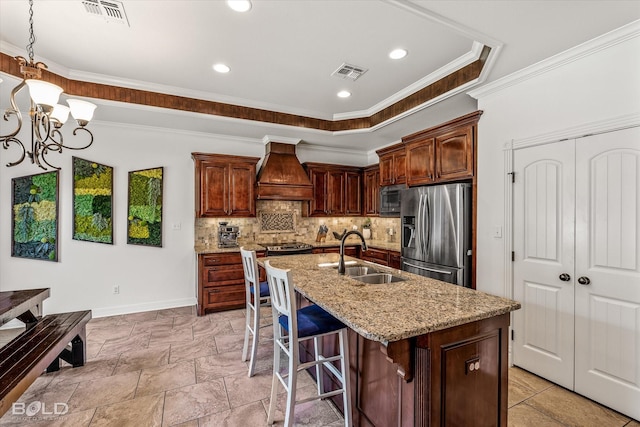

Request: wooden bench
left=0, top=310, right=92, bottom=417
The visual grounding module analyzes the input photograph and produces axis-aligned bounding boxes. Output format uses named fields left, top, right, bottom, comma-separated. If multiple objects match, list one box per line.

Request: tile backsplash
left=195, top=201, right=400, bottom=246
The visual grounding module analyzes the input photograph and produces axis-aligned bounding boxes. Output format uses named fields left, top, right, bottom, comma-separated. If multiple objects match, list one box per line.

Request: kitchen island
left=259, top=253, right=520, bottom=427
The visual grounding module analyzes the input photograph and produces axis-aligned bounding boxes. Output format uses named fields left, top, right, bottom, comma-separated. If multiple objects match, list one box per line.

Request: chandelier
left=1, top=0, right=97, bottom=170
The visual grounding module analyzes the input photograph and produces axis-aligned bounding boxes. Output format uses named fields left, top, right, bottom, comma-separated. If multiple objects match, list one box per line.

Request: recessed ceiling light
left=337, top=91, right=351, bottom=98
left=213, top=63, right=230, bottom=73
left=389, top=48, right=408, bottom=60
left=227, top=0, right=252, bottom=12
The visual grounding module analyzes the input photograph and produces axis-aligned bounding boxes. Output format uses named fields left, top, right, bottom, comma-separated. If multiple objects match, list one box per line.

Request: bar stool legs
left=240, top=247, right=270, bottom=378
left=264, top=260, right=352, bottom=427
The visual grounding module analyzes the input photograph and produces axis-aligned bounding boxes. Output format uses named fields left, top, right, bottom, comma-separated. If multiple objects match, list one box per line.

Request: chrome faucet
left=338, top=230, right=368, bottom=274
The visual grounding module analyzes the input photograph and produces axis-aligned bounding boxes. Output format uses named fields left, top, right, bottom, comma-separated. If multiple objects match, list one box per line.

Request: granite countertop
left=194, top=239, right=400, bottom=254
left=257, top=253, right=520, bottom=344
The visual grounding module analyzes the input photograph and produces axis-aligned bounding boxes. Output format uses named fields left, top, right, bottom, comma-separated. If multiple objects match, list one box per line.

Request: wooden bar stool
left=264, top=260, right=352, bottom=427
left=240, top=247, right=271, bottom=377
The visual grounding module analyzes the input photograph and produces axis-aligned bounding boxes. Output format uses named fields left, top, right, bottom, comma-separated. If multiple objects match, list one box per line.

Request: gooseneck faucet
left=338, top=230, right=368, bottom=274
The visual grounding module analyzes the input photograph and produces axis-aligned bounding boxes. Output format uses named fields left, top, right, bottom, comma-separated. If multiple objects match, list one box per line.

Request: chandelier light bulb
left=50, top=104, right=70, bottom=126
left=25, top=79, right=63, bottom=111
left=67, top=99, right=97, bottom=126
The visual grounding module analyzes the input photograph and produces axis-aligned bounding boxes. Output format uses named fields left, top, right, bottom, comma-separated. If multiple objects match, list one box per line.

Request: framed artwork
left=11, top=171, right=59, bottom=261
left=72, top=157, right=114, bottom=244
left=127, top=167, right=163, bottom=247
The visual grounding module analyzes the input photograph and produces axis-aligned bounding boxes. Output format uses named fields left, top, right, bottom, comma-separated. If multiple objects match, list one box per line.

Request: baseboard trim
left=90, top=297, right=198, bottom=318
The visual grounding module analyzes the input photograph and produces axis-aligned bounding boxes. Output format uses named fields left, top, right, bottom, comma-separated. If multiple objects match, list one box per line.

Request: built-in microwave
left=379, top=184, right=403, bottom=217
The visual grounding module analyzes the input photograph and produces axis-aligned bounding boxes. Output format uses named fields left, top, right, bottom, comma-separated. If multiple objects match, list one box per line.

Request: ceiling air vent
left=82, top=0, right=130, bottom=26
left=331, top=63, right=368, bottom=81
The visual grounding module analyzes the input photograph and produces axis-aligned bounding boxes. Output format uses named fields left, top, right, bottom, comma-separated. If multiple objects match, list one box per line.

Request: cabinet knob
left=577, top=276, right=591, bottom=285
left=559, top=273, right=571, bottom=282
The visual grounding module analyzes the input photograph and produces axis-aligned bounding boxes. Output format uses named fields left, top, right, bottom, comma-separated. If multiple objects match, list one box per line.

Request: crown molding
left=469, top=20, right=640, bottom=100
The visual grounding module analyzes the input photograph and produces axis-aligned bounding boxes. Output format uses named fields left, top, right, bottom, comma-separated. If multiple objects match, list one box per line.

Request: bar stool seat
left=240, top=247, right=270, bottom=377
left=279, top=304, right=345, bottom=338
left=264, top=260, right=352, bottom=427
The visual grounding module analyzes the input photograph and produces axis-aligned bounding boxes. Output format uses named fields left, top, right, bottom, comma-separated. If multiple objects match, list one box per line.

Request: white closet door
left=513, top=140, right=576, bottom=389
left=574, top=127, right=640, bottom=420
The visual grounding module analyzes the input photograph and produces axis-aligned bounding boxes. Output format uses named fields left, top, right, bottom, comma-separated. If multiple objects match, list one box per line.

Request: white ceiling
left=1, top=0, right=639, bottom=153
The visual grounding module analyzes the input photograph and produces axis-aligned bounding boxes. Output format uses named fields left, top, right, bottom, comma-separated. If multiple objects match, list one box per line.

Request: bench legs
left=46, top=329, right=87, bottom=373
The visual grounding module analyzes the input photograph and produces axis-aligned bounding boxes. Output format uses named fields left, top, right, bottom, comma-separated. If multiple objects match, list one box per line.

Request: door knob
left=559, top=273, right=571, bottom=282
left=577, top=276, right=591, bottom=285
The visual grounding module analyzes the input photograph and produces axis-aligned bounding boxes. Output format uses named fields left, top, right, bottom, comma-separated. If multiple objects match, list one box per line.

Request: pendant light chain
left=26, top=0, right=35, bottom=63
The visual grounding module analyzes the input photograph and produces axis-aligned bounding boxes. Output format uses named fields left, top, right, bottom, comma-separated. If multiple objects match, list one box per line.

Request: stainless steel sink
left=350, top=273, right=406, bottom=284
left=343, top=265, right=379, bottom=276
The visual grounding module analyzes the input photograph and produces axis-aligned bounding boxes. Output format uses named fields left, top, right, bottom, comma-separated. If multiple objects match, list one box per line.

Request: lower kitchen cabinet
left=360, top=247, right=390, bottom=265
left=313, top=245, right=359, bottom=257
left=296, top=291, right=510, bottom=427
left=197, top=251, right=265, bottom=315
left=388, top=250, right=401, bottom=269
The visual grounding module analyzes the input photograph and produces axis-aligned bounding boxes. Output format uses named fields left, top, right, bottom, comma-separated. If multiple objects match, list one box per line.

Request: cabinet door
left=436, top=126, right=473, bottom=181
left=363, top=167, right=379, bottom=216
left=327, top=170, right=345, bottom=215
left=345, top=171, right=362, bottom=216
left=379, top=154, right=395, bottom=186
left=393, top=151, right=407, bottom=184
left=308, top=168, right=329, bottom=216
left=406, top=138, right=435, bottom=186
left=228, top=163, right=256, bottom=216
left=199, top=162, right=229, bottom=217
left=389, top=251, right=401, bottom=269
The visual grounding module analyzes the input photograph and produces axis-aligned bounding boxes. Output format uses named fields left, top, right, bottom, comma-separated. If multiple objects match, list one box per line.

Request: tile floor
left=0, top=305, right=637, bottom=427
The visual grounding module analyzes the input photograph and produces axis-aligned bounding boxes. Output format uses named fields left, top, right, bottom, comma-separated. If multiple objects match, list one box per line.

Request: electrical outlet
left=113, top=285, right=120, bottom=294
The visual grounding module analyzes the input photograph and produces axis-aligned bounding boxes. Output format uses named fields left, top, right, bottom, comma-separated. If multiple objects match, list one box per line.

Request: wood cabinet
left=403, top=111, right=481, bottom=186
left=377, top=144, right=406, bottom=186
left=192, top=153, right=259, bottom=217
left=363, top=165, right=380, bottom=216
left=360, top=247, right=390, bottom=266
left=197, top=251, right=265, bottom=315
left=388, top=250, right=401, bottom=269
left=312, top=245, right=359, bottom=257
left=350, top=314, right=509, bottom=426
left=304, top=163, right=362, bottom=217
left=296, top=290, right=510, bottom=426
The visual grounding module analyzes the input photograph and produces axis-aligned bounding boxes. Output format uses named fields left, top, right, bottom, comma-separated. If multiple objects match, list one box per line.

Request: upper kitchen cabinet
left=404, top=111, right=482, bottom=186
left=192, top=153, right=260, bottom=217
left=304, top=163, right=363, bottom=217
left=363, top=164, right=380, bottom=216
left=377, top=144, right=406, bottom=186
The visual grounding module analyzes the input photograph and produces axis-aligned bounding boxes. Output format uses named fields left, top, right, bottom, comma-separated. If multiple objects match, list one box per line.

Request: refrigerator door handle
left=425, top=191, right=431, bottom=255
left=416, top=193, right=424, bottom=256
left=403, top=261, right=453, bottom=275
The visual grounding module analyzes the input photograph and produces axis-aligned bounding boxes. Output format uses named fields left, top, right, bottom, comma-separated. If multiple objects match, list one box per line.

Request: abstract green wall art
left=127, top=167, right=163, bottom=247
left=12, top=171, right=59, bottom=261
left=73, top=157, right=113, bottom=244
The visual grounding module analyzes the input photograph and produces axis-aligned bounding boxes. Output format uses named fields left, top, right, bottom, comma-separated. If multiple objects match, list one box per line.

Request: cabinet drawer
left=203, top=284, right=245, bottom=310
left=202, top=252, right=241, bottom=266
left=204, top=264, right=245, bottom=285
left=361, top=248, right=389, bottom=263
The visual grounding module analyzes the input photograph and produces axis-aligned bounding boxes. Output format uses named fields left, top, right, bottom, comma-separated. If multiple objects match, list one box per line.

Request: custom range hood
left=256, top=140, right=313, bottom=201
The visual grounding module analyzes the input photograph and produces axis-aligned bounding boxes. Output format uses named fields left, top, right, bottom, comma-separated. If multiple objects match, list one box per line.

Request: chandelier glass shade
left=1, top=0, right=97, bottom=170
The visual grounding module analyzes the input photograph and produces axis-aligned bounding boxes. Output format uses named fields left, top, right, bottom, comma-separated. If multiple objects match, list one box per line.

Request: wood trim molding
left=1, top=52, right=485, bottom=132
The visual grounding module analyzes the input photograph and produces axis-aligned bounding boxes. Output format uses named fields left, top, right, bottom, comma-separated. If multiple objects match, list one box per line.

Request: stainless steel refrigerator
left=400, top=183, right=472, bottom=287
